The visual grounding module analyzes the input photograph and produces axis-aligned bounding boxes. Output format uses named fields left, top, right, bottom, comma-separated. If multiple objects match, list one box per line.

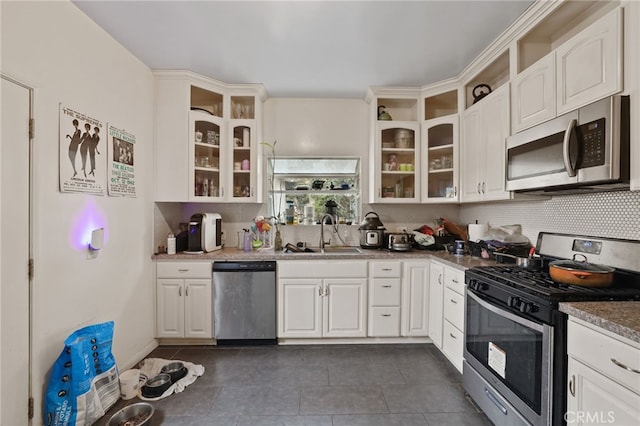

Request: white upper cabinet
left=460, top=84, right=511, bottom=203
left=556, top=7, right=623, bottom=115
left=512, top=6, right=623, bottom=133
left=367, top=89, right=421, bottom=204
left=154, top=71, right=264, bottom=202
left=511, top=52, right=556, bottom=133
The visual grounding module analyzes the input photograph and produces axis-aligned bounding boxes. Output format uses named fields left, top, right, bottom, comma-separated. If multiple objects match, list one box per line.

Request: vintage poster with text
left=107, top=125, right=136, bottom=197
left=59, top=105, right=105, bottom=194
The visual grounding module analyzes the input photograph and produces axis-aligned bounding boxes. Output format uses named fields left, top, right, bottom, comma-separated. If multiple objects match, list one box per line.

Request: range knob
left=507, top=296, right=520, bottom=308
left=519, top=301, right=536, bottom=314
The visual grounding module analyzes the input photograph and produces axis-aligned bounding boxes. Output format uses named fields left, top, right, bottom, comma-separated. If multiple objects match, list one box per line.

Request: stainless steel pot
left=358, top=212, right=385, bottom=249
left=494, top=252, right=544, bottom=271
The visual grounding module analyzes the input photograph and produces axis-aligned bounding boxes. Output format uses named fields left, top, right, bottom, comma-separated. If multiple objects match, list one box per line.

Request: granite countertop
left=153, top=247, right=497, bottom=271
left=559, top=301, right=640, bottom=344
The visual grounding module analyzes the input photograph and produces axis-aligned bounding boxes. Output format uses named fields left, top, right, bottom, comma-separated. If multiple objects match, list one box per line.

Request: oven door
left=464, top=290, right=553, bottom=426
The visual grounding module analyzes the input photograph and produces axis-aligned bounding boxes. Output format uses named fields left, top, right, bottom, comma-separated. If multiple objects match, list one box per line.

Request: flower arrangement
left=261, top=140, right=283, bottom=250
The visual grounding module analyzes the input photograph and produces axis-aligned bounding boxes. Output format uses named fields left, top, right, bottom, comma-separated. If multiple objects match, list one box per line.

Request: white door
left=324, top=279, right=367, bottom=337
left=401, top=261, right=429, bottom=337
left=278, top=279, right=323, bottom=338
left=459, top=106, right=482, bottom=202
left=156, top=279, right=184, bottom=338
left=184, top=279, right=212, bottom=338
left=481, top=84, right=511, bottom=201
left=428, top=262, right=444, bottom=348
left=1, top=76, right=32, bottom=424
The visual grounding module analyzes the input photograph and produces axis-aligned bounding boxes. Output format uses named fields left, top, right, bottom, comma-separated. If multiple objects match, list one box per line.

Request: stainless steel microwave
left=505, top=95, right=629, bottom=194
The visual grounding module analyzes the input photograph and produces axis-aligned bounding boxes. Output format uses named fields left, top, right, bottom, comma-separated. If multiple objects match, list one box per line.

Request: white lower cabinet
left=401, top=260, right=430, bottom=337
left=428, top=261, right=444, bottom=347
left=156, top=262, right=212, bottom=339
left=567, top=318, right=640, bottom=425
left=368, top=261, right=402, bottom=337
left=278, top=261, right=367, bottom=339
left=429, top=260, right=466, bottom=372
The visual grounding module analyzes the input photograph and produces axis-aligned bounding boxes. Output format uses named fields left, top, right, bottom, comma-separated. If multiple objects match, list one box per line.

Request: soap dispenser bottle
left=243, top=228, right=251, bottom=252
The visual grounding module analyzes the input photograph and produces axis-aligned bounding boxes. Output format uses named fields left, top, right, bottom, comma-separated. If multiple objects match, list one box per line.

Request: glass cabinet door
left=230, top=122, right=256, bottom=200
left=376, top=122, right=420, bottom=203
left=189, top=110, right=224, bottom=200
left=422, top=116, right=458, bottom=202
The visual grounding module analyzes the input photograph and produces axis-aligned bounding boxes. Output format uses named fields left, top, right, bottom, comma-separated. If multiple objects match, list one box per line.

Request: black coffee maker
left=187, top=214, right=204, bottom=252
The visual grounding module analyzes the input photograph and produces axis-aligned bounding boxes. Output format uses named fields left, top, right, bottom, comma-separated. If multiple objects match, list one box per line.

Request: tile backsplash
left=459, top=191, right=640, bottom=244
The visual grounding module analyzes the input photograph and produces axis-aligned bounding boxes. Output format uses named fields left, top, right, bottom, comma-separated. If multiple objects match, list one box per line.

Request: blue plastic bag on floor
left=45, top=321, right=120, bottom=426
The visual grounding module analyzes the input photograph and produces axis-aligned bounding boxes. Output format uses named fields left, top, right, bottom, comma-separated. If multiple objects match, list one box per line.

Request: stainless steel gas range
left=463, top=233, right=640, bottom=426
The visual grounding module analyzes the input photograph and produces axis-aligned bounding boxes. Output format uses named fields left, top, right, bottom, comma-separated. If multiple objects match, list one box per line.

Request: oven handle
left=467, top=290, right=544, bottom=333
left=484, top=387, right=508, bottom=415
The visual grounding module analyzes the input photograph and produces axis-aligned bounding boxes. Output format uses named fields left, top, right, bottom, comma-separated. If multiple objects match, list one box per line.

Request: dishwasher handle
left=212, top=261, right=276, bottom=272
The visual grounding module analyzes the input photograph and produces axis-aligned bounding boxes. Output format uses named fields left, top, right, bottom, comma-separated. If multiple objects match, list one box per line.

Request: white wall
left=2, top=2, right=156, bottom=424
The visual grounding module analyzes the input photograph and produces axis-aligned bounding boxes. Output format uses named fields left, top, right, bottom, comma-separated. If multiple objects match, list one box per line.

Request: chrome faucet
left=319, top=214, right=336, bottom=249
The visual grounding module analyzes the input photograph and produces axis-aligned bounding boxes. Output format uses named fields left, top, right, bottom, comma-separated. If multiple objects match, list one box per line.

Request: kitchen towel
left=468, top=223, right=489, bottom=242
left=136, top=358, right=205, bottom=401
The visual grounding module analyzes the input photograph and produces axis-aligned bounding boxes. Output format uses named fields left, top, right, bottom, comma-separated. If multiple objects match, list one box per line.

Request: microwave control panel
left=576, top=118, right=605, bottom=168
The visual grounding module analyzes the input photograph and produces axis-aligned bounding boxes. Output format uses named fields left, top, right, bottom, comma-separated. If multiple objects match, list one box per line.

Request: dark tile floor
left=97, top=344, right=492, bottom=426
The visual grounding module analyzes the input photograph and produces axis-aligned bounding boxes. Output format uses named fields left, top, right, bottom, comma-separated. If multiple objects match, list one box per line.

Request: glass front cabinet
left=154, top=71, right=264, bottom=202
left=421, top=116, right=458, bottom=202
left=369, top=91, right=421, bottom=204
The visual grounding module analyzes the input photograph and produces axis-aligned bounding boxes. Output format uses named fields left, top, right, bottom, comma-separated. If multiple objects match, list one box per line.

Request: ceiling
left=73, top=0, right=534, bottom=99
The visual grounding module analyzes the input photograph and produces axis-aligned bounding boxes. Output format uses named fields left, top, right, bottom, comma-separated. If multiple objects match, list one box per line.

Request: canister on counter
left=454, top=240, right=465, bottom=256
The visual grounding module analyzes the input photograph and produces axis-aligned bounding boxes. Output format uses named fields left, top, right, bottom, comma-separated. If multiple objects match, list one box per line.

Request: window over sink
left=267, top=157, right=360, bottom=225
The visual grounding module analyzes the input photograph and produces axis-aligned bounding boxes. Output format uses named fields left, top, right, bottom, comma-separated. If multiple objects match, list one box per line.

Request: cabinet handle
left=318, top=286, right=323, bottom=296
left=452, top=279, right=459, bottom=283
left=438, top=274, right=442, bottom=285
left=450, top=299, right=458, bottom=304
left=325, top=286, right=330, bottom=296
left=382, top=268, right=392, bottom=271
left=611, top=358, right=640, bottom=374
left=482, top=182, right=486, bottom=193
left=477, top=183, right=481, bottom=194
left=454, top=186, right=457, bottom=196
left=178, top=269, right=189, bottom=272
left=382, top=285, right=392, bottom=288
left=178, top=287, right=182, bottom=296
left=381, top=314, right=391, bottom=317
left=378, top=188, right=381, bottom=198
left=449, top=333, right=456, bottom=339
left=569, top=374, right=575, bottom=397
left=185, top=286, right=189, bottom=296
left=251, top=187, right=254, bottom=197
left=221, top=187, right=224, bottom=197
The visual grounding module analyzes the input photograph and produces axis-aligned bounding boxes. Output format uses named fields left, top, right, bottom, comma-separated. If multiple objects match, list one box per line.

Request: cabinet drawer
left=369, top=261, right=401, bottom=277
left=568, top=319, right=640, bottom=394
left=278, top=260, right=367, bottom=278
left=157, top=262, right=212, bottom=278
left=442, top=320, right=464, bottom=373
left=369, top=307, right=401, bottom=337
left=443, top=287, right=464, bottom=330
left=370, top=278, right=401, bottom=306
left=444, top=267, right=465, bottom=295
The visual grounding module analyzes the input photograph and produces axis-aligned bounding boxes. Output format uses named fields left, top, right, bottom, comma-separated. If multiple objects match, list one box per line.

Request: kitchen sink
left=283, top=245, right=362, bottom=255
left=321, top=246, right=362, bottom=254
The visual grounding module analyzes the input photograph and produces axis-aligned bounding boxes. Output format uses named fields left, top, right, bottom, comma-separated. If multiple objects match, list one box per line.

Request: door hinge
left=28, top=258, right=34, bottom=280
left=29, top=118, right=34, bottom=139
left=28, top=397, right=34, bottom=419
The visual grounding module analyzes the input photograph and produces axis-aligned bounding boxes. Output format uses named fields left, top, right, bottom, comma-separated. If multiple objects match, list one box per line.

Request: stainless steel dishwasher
left=212, top=261, right=277, bottom=345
